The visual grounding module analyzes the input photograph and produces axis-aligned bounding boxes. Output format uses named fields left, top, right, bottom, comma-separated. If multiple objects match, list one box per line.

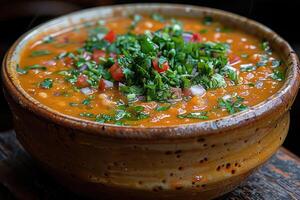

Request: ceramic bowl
left=2, top=4, right=300, bottom=200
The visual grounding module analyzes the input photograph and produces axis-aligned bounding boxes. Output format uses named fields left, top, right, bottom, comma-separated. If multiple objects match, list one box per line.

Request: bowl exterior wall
left=5, top=90, right=289, bottom=199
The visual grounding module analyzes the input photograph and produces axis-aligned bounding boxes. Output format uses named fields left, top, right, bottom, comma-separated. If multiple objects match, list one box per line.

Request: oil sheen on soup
left=17, top=14, right=285, bottom=126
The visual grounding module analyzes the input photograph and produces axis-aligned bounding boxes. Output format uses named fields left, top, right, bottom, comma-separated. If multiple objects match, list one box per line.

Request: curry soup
left=17, top=14, right=285, bottom=126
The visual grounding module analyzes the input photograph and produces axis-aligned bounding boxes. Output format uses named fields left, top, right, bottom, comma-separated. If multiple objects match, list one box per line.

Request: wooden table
left=0, top=130, right=299, bottom=200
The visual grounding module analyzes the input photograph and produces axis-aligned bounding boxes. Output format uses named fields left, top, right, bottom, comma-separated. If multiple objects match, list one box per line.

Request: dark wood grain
left=0, top=130, right=299, bottom=200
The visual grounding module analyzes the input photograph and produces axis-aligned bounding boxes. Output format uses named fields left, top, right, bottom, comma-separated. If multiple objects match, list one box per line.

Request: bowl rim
left=2, top=3, right=300, bottom=140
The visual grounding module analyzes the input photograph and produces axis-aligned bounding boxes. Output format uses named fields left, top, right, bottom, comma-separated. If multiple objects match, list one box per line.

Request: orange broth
left=17, top=15, right=285, bottom=126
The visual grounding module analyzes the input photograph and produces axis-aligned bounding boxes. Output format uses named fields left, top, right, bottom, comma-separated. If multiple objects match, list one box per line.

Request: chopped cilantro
left=178, top=112, right=208, bottom=119
left=261, top=40, right=272, bottom=55
left=151, top=13, right=165, bottom=22
left=69, top=102, right=79, bottom=107
left=216, top=27, right=232, bottom=33
left=30, top=50, right=52, bottom=57
left=156, top=104, right=171, bottom=111
left=80, top=112, right=95, bottom=118
left=16, top=64, right=47, bottom=74
left=218, top=94, right=248, bottom=114
left=271, top=68, right=285, bottom=81
left=203, top=16, right=213, bottom=25
left=39, top=78, right=53, bottom=89
left=271, top=59, right=281, bottom=68
left=129, top=14, right=142, bottom=30
left=42, top=36, right=55, bottom=43
left=82, top=95, right=94, bottom=105
left=199, top=29, right=208, bottom=34
left=240, top=64, right=256, bottom=72
left=241, top=53, right=249, bottom=58
left=256, top=54, right=269, bottom=67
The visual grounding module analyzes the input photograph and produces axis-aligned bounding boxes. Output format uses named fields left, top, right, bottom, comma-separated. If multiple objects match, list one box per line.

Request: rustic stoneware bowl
left=2, top=4, right=300, bottom=200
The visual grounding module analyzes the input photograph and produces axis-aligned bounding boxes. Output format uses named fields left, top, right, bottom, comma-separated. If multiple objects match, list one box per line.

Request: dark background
left=1, top=0, right=299, bottom=155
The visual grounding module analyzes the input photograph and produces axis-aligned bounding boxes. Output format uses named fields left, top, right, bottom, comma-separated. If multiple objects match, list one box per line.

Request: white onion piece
left=190, top=85, right=206, bottom=96
left=80, top=87, right=94, bottom=95
left=118, top=82, right=125, bottom=87
left=79, top=64, right=88, bottom=71
left=103, top=79, right=114, bottom=88
left=182, top=32, right=193, bottom=42
left=222, top=94, right=232, bottom=100
left=82, top=52, right=92, bottom=60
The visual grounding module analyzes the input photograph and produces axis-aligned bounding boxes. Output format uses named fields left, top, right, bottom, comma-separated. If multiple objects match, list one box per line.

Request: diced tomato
left=98, top=79, right=106, bottom=92
left=103, top=30, right=116, bottom=43
left=92, top=50, right=106, bottom=62
left=152, top=59, right=170, bottom=73
left=76, top=75, right=89, bottom=88
left=64, top=57, right=73, bottom=66
left=109, top=63, right=124, bottom=81
left=191, top=33, right=202, bottom=42
left=229, top=54, right=241, bottom=65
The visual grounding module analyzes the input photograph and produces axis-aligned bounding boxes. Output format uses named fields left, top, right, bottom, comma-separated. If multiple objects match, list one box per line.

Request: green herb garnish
left=261, top=40, right=272, bottom=55
left=240, top=64, right=256, bottom=72
left=271, top=59, right=281, bottom=68
left=271, top=68, right=285, bottom=81
left=203, top=16, right=213, bottom=25
left=241, top=53, right=249, bottom=58
left=218, top=94, right=248, bottom=114
left=39, top=78, right=53, bottom=89
left=16, top=64, right=47, bottom=74
left=42, top=36, right=55, bottom=43
left=129, top=14, right=142, bottom=30
left=151, top=13, right=165, bottom=22
left=199, top=29, right=208, bottom=34
left=156, top=104, right=171, bottom=111
left=30, top=50, right=52, bottom=57
left=178, top=112, right=208, bottom=119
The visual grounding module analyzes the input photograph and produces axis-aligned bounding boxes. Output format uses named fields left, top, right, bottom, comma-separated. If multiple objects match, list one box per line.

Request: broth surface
left=18, top=15, right=285, bottom=126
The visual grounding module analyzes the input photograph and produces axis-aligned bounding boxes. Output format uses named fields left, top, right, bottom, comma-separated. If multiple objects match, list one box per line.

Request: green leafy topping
left=199, top=29, right=208, bottom=34
left=271, top=68, right=285, bottom=81
left=42, top=36, right=55, bottom=43
left=80, top=104, right=149, bottom=125
left=151, top=13, right=165, bottom=22
left=82, top=95, right=95, bottom=105
left=39, top=78, right=53, bottom=89
left=271, top=59, right=281, bottom=68
left=80, top=112, right=95, bottom=118
left=56, top=19, right=234, bottom=102
left=16, top=64, right=47, bottom=74
left=218, top=94, right=248, bottom=114
left=156, top=104, right=171, bottom=111
left=203, top=16, right=213, bottom=25
left=241, top=53, right=249, bottom=58
left=216, top=27, right=232, bottom=33
left=30, top=50, right=52, bottom=57
left=256, top=54, right=269, bottom=67
left=247, top=82, right=255, bottom=87
left=240, top=64, right=256, bottom=72
left=261, top=40, right=272, bottom=55
left=178, top=111, right=208, bottom=119
left=16, top=65, right=28, bottom=74
left=69, top=102, right=79, bottom=107
left=129, top=14, right=142, bottom=30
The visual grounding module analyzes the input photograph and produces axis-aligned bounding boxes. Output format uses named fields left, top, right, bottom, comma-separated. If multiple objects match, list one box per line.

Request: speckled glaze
left=2, top=4, right=300, bottom=200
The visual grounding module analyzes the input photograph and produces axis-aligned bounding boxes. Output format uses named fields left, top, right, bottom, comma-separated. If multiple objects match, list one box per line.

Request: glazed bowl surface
left=2, top=3, right=300, bottom=200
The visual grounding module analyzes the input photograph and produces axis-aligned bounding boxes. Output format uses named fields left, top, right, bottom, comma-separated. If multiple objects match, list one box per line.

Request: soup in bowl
left=2, top=4, right=299, bottom=200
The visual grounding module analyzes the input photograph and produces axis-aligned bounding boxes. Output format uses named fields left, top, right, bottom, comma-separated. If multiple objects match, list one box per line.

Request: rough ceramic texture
left=2, top=4, right=300, bottom=200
